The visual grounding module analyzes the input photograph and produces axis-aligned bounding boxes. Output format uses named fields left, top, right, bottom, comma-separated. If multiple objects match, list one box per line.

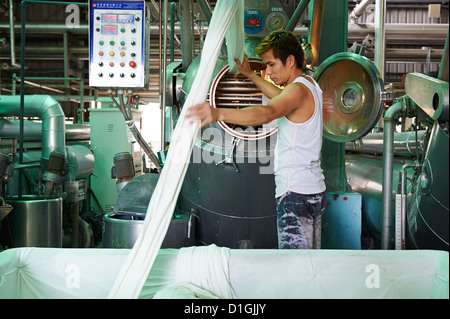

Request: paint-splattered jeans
left=276, top=191, right=327, bottom=249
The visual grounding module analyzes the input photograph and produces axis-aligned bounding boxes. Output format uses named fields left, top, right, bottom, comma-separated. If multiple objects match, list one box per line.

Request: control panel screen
left=245, top=18, right=262, bottom=28
left=101, top=25, right=118, bottom=35
left=101, top=14, right=118, bottom=23
left=118, top=14, right=134, bottom=23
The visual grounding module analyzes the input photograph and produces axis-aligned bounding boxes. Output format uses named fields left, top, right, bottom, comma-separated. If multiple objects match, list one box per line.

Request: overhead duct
left=0, top=95, right=66, bottom=162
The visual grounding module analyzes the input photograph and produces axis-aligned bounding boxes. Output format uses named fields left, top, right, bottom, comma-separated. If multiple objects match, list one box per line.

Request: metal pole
left=180, top=0, right=194, bottom=70
left=375, top=0, right=386, bottom=80
left=160, top=0, right=168, bottom=151
left=285, top=0, right=311, bottom=32
left=170, top=2, right=176, bottom=63
left=197, top=0, right=212, bottom=25
left=381, top=99, right=403, bottom=249
left=9, top=0, right=18, bottom=67
left=19, top=1, right=27, bottom=198
left=309, top=0, right=325, bottom=68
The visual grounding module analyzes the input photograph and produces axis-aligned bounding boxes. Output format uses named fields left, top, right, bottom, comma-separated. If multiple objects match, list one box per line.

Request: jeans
left=275, top=191, right=327, bottom=249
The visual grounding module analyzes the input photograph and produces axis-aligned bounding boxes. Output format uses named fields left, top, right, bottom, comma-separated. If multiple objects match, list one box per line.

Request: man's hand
left=234, top=54, right=253, bottom=78
left=186, top=102, right=219, bottom=128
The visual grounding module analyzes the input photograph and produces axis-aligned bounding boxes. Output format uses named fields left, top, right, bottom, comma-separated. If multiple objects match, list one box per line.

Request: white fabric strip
left=108, top=0, right=244, bottom=299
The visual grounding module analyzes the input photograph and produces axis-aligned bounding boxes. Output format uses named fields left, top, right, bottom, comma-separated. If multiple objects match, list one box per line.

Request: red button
left=120, top=62, right=125, bottom=67
left=109, top=62, right=114, bottom=67
left=129, top=61, right=136, bottom=68
left=99, top=51, right=104, bottom=56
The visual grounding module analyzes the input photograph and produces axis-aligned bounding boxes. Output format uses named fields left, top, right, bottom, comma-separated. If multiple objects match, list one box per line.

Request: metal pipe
left=170, top=2, right=176, bottom=63
left=345, top=130, right=426, bottom=157
left=285, top=0, right=311, bottom=32
left=9, top=0, right=19, bottom=67
left=438, top=31, right=449, bottom=82
left=0, top=120, right=90, bottom=141
left=381, top=99, right=404, bottom=249
left=180, top=0, right=194, bottom=70
left=375, top=0, right=386, bottom=80
left=309, top=0, right=325, bottom=67
left=349, top=0, right=375, bottom=23
left=19, top=0, right=27, bottom=197
left=107, top=91, right=161, bottom=170
left=197, top=0, right=212, bottom=25
left=0, top=95, right=66, bottom=161
left=2, top=22, right=448, bottom=41
left=160, top=0, right=168, bottom=151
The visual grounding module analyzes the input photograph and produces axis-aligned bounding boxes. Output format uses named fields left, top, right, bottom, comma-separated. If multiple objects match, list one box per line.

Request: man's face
left=260, top=49, right=289, bottom=86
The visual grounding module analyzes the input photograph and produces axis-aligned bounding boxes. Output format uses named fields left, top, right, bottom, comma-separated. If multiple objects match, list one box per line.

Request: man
left=186, top=30, right=326, bottom=249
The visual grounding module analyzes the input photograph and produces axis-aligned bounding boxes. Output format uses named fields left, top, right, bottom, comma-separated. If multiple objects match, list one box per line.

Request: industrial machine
left=0, top=95, right=95, bottom=248
left=0, top=0, right=447, bottom=253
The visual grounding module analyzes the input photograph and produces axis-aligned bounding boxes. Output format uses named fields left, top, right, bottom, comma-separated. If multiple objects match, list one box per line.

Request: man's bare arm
left=234, top=57, right=282, bottom=99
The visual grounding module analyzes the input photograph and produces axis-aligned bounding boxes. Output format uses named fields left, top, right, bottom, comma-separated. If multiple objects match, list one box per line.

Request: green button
left=121, top=28, right=126, bottom=33
left=110, top=41, right=115, bottom=46
left=120, top=41, right=125, bottom=46
left=99, top=40, right=104, bottom=45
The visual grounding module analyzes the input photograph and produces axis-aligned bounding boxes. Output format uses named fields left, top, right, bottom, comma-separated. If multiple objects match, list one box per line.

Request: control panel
left=244, top=0, right=289, bottom=38
left=89, top=0, right=148, bottom=88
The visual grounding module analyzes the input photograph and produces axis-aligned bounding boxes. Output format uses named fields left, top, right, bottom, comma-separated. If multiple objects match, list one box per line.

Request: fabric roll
left=153, top=244, right=235, bottom=299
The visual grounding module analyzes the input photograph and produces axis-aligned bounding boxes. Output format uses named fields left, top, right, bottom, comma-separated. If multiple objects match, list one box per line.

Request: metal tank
left=102, top=172, right=195, bottom=248
left=3, top=195, right=62, bottom=248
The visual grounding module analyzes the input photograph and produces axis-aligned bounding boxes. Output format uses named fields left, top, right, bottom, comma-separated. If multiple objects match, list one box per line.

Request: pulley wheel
left=314, top=52, right=384, bottom=142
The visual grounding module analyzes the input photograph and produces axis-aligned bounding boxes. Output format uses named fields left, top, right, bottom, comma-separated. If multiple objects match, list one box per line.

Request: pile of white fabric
left=108, top=0, right=244, bottom=299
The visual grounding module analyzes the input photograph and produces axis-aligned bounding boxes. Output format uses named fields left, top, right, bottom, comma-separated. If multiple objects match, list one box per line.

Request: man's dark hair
left=255, top=30, right=305, bottom=70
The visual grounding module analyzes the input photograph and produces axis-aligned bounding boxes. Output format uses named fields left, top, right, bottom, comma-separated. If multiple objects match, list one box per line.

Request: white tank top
left=274, top=75, right=326, bottom=197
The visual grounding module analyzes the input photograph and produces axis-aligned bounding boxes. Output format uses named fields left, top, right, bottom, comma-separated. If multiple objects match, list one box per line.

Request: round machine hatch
left=210, top=58, right=278, bottom=140
left=314, top=52, right=384, bottom=143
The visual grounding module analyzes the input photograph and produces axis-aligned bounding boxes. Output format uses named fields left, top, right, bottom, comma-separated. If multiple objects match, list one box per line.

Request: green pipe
left=286, top=0, right=311, bottom=32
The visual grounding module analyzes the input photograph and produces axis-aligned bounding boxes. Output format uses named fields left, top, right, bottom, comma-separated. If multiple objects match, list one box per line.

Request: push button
left=129, top=61, right=136, bottom=68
